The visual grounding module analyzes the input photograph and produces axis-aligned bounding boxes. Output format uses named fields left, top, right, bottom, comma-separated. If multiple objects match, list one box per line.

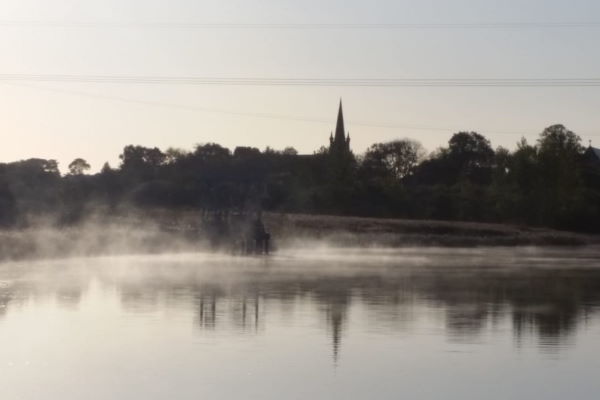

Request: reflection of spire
left=242, top=298, right=247, bottom=325
left=254, top=294, right=260, bottom=332
left=324, top=297, right=349, bottom=364
left=330, top=306, right=344, bottom=363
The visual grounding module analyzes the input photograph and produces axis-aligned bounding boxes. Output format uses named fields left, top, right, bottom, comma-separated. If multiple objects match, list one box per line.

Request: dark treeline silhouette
left=1, top=121, right=599, bottom=232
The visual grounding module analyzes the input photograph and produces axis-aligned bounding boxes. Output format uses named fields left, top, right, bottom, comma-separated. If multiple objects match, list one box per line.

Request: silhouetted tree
left=193, top=143, right=231, bottom=162
left=120, top=145, right=166, bottom=170
left=68, top=158, right=91, bottom=175
left=536, top=125, right=586, bottom=228
left=164, top=148, right=188, bottom=165
left=233, top=146, right=261, bottom=159
left=119, top=145, right=166, bottom=184
left=363, top=139, right=425, bottom=180
left=0, top=158, right=61, bottom=221
left=282, top=147, right=298, bottom=156
left=447, top=131, right=494, bottom=184
left=101, top=162, right=113, bottom=174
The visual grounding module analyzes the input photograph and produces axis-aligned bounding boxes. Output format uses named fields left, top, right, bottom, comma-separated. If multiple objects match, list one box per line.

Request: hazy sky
left=1, top=0, right=600, bottom=172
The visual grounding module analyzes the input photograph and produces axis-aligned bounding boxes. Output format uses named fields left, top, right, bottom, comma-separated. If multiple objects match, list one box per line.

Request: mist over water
left=2, top=247, right=600, bottom=399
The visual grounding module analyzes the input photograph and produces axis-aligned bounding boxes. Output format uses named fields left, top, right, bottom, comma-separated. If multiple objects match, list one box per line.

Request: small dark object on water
left=201, top=210, right=271, bottom=255
left=251, top=215, right=271, bottom=255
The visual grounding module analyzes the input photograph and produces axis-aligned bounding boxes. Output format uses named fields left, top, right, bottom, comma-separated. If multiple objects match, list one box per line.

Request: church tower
left=329, top=99, right=351, bottom=155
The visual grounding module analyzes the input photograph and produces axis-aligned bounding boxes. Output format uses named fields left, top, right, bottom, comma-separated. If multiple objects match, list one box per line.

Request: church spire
left=328, top=99, right=351, bottom=156
left=334, top=99, right=346, bottom=145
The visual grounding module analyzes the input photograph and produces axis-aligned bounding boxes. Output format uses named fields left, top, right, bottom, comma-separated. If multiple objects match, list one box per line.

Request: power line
left=7, top=81, right=600, bottom=138
left=1, top=81, right=465, bottom=132
left=2, top=74, right=600, bottom=87
left=2, top=20, right=600, bottom=30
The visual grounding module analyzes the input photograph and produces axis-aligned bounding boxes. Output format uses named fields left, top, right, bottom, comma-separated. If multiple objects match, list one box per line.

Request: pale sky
left=1, top=0, right=600, bottom=172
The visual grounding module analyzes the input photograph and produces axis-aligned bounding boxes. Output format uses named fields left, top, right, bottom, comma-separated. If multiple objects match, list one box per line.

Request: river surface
left=1, top=247, right=600, bottom=399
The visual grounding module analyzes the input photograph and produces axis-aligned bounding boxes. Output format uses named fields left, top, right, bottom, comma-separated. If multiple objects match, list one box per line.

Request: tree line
left=0, top=124, right=598, bottom=232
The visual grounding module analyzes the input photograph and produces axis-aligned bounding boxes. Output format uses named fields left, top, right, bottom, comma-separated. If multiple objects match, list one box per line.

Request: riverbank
left=265, top=213, right=598, bottom=248
left=0, top=210, right=597, bottom=261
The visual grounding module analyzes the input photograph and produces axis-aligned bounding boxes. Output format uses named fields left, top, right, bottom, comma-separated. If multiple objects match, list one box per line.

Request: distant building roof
left=585, top=146, right=600, bottom=166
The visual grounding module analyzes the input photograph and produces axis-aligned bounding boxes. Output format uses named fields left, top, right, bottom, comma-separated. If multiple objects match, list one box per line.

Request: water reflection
left=1, top=247, right=600, bottom=361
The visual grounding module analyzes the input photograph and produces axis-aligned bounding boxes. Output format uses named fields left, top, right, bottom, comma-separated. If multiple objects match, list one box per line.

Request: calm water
left=2, top=247, right=600, bottom=399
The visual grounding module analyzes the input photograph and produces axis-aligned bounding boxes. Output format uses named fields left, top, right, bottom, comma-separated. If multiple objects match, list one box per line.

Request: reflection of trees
left=106, top=266, right=600, bottom=354
left=444, top=305, right=490, bottom=339
left=197, top=294, right=218, bottom=329
left=232, top=294, right=261, bottom=332
left=194, top=287, right=262, bottom=331
left=195, top=285, right=222, bottom=329
left=55, top=288, right=82, bottom=310
left=1, top=281, right=85, bottom=317
left=509, top=271, right=588, bottom=346
left=120, top=288, right=160, bottom=313
left=4, top=263, right=600, bottom=354
left=173, top=267, right=600, bottom=356
left=0, top=289, right=12, bottom=317
left=421, top=268, right=600, bottom=345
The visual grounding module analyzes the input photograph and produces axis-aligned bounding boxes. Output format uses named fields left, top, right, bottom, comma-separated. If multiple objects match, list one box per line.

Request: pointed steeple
left=328, top=99, right=352, bottom=157
left=334, top=99, right=346, bottom=145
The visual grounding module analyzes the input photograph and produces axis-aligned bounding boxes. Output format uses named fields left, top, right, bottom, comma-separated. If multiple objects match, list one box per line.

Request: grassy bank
left=265, top=213, right=598, bottom=248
